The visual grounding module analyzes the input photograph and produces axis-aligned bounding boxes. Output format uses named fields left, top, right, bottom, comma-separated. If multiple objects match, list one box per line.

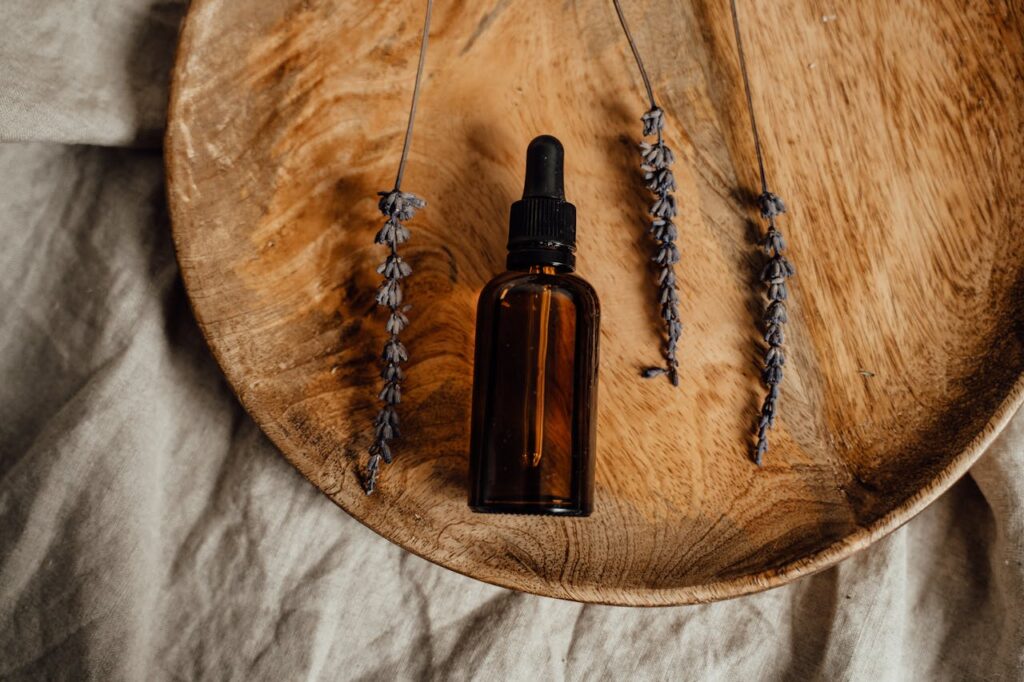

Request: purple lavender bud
left=768, top=282, right=787, bottom=301
left=375, top=219, right=411, bottom=246
left=762, top=228, right=786, bottom=254
left=642, top=107, right=665, bottom=136
left=758, top=192, right=786, bottom=218
left=762, top=365, right=783, bottom=385
left=376, top=279, right=403, bottom=308
left=377, top=190, right=398, bottom=216
left=378, top=254, right=413, bottom=279
left=640, top=141, right=675, bottom=169
left=651, top=193, right=677, bottom=219
left=379, top=381, right=402, bottom=405
left=761, top=255, right=792, bottom=283
left=654, top=242, right=680, bottom=265
left=376, top=440, right=393, bottom=464
left=765, top=300, right=787, bottom=324
left=645, top=168, right=676, bottom=193
left=385, top=311, right=409, bottom=335
left=765, top=324, right=785, bottom=347
left=382, top=338, right=408, bottom=363
left=651, top=218, right=678, bottom=242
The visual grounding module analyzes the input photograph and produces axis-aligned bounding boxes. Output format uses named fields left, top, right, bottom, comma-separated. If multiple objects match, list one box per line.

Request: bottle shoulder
left=478, top=270, right=600, bottom=312
left=561, top=273, right=600, bottom=308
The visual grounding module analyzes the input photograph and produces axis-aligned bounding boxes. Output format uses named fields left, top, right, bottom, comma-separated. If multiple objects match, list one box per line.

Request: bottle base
left=469, top=500, right=591, bottom=517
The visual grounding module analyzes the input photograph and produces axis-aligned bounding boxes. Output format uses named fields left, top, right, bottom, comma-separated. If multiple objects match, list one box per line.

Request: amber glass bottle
left=468, top=135, right=600, bottom=516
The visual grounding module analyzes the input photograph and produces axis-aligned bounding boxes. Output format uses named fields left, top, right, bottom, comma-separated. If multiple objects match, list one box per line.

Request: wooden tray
left=166, top=0, right=1024, bottom=605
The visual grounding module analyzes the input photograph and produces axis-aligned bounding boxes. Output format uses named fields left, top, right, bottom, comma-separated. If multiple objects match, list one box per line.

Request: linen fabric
left=1, top=1, right=1021, bottom=679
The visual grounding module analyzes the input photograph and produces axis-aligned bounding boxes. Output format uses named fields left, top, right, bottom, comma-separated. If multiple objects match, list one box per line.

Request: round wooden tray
left=166, top=0, right=1024, bottom=605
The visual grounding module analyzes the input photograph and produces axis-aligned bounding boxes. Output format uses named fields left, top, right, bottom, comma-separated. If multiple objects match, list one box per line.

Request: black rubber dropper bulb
left=523, top=134, right=565, bottom=199
left=507, top=135, right=577, bottom=272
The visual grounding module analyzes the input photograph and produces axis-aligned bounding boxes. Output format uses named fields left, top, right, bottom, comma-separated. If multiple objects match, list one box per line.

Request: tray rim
left=164, top=0, right=1024, bottom=606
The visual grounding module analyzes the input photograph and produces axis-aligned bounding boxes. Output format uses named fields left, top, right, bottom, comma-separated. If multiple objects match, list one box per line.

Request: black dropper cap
left=507, top=135, right=577, bottom=272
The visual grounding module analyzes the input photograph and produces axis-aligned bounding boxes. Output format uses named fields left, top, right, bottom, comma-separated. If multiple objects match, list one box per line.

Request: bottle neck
left=506, top=247, right=575, bottom=273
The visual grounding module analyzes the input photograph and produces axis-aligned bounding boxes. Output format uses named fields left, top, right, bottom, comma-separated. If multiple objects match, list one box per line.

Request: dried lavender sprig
left=638, top=108, right=682, bottom=385
left=612, top=0, right=683, bottom=386
left=754, top=192, right=793, bottom=464
left=365, top=0, right=432, bottom=495
left=728, top=0, right=796, bottom=463
left=366, top=190, right=424, bottom=493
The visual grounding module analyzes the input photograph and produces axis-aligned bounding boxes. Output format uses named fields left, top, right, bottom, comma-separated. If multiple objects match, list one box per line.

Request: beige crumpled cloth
left=1, top=1, right=1021, bottom=679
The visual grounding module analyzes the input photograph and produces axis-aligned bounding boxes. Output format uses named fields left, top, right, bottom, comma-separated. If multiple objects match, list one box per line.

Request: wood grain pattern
left=165, top=0, right=1024, bottom=605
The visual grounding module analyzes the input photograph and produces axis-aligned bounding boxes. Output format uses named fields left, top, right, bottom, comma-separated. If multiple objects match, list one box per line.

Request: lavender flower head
left=638, top=106, right=683, bottom=386
left=754, top=191, right=794, bottom=464
left=366, top=189, right=425, bottom=494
